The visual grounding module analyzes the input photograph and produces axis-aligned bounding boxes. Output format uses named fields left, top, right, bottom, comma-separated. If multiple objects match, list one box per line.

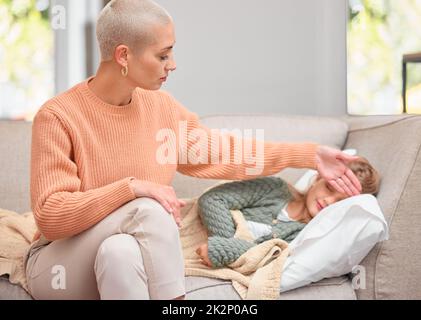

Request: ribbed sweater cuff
left=98, top=177, right=136, bottom=211
left=74, top=175, right=138, bottom=226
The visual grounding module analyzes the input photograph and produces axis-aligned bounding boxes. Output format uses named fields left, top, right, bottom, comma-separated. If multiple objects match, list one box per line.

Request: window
left=347, top=0, right=421, bottom=115
left=0, top=0, right=54, bottom=121
left=0, top=0, right=104, bottom=121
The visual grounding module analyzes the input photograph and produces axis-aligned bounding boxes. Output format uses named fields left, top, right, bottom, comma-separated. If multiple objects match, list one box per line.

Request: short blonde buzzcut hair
left=96, top=0, right=172, bottom=61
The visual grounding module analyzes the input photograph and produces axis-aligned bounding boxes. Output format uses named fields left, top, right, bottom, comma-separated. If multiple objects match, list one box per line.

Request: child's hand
left=196, top=243, right=212, bottom=267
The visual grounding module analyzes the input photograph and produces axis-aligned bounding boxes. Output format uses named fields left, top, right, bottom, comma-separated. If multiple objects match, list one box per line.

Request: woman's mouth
left=160, top=77, right=167, bottom=82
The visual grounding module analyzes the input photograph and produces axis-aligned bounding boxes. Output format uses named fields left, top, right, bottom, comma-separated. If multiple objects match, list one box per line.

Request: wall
left=52, top=0, right=102, bottom=94
left=159, top=0, right=348, bottom=116
left=52, top=0, right=348, bottom=117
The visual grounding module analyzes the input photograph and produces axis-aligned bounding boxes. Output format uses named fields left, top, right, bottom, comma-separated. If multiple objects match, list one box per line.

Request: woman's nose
left=166, top=55, right=176, bottom=72
left=167, top=63, right=176, bottom=72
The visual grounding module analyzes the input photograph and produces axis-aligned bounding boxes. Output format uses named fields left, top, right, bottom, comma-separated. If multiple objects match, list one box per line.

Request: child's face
left=305, top=176, right=349, bottom=219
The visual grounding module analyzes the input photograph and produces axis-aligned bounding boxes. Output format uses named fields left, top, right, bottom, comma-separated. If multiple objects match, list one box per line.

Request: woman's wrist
left=128, top=177, right=137, bottom=195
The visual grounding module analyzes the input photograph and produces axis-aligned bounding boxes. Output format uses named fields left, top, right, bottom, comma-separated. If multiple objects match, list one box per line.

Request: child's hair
left=348, top=157, right=380, bottom=195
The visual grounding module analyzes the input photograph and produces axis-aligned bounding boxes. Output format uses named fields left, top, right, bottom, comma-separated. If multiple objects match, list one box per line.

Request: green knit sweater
left=198, top=177, right=306, bottom=268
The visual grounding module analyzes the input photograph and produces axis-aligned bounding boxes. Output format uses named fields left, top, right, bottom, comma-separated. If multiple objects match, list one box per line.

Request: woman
left=24, top=0, right=361, bottom=300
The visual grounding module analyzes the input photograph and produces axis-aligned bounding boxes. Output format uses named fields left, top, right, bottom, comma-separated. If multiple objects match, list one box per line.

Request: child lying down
left=196, top=157, right=380, bottom=268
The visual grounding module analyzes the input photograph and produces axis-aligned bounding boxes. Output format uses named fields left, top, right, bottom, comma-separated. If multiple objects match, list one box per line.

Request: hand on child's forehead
left=318, top=178, right=348, bottom=198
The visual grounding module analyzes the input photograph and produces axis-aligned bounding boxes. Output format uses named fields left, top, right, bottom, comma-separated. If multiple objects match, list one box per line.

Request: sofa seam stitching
left=200, top=113, right=347, bottom=123
left=347, top=116, right=419, bottom=133
left=186, top=282, right=233, bottom=294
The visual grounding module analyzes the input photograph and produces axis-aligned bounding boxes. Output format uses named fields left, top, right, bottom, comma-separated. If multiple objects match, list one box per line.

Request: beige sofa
left=1, top=113, right=421, bottom=300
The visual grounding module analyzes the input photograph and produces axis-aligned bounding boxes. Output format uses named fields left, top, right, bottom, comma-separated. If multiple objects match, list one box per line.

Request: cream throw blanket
left=0, top=208, right=37, bottom=292
left=1, top=188, right=289, bottom=299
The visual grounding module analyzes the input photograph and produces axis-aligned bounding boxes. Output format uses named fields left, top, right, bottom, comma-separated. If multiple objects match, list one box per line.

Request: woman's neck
left=88, top=62, right=135, bottom=106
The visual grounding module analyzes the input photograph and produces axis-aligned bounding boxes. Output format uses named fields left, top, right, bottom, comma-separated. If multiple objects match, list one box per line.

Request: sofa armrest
left=343, top=115, right=421, bottom=299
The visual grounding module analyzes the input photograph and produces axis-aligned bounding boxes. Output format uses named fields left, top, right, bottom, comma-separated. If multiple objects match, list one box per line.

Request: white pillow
left=293, top=149, right=358, bottom=193
left=280, top=194, right=389, bottom=292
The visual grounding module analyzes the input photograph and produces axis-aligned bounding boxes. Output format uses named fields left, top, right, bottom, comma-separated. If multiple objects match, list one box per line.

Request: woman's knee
left=129, top=197, right=179, bottom=232
left=94, top=234, right=150, bottom=299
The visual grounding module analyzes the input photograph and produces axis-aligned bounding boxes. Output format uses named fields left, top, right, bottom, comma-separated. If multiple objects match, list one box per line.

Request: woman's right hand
left=129, top=179, right=186, bottom=227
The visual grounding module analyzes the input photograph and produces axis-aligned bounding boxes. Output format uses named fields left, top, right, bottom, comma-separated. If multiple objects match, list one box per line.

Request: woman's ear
left=114, top=45, right=129, bottom=67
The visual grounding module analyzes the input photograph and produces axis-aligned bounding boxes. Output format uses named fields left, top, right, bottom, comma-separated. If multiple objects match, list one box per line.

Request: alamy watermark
left=50, top=5, right=66, bottom=30
left=155, top=122, right=265, bottom=176
left=51, top=265, right=66, bottom=290
left=351, top=265, right=366, bottom=290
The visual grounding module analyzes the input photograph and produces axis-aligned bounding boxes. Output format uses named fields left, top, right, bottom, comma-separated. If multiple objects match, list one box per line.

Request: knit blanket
left=0, top=208, right=37, bottom=292
left=180, top=194, right=290, bottom=300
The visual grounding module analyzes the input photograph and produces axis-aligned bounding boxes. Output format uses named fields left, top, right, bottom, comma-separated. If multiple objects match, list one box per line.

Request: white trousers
left=25, top=198, right=185, bottom=300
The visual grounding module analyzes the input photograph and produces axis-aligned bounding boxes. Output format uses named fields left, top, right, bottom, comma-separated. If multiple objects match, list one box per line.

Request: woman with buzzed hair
left=25, top=0, right=362, bottom=300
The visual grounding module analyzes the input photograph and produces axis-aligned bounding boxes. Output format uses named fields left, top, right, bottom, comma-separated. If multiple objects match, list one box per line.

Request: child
left=196, top=157, right=380, bottom=268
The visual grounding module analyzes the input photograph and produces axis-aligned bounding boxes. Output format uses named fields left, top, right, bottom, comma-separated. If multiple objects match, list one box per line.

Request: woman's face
left=305, top=176, right=349, bottom=219
left=127, top=21, right=177, bottom=90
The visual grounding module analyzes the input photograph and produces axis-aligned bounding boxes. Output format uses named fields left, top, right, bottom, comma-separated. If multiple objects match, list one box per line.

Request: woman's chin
left=150, top=83, right=163, bottom=90
left=134, top=82, right=162, bottom=91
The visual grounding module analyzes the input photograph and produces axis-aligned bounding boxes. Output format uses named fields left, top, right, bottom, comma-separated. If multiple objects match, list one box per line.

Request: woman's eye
left=160, top=56, right=169, bottom=61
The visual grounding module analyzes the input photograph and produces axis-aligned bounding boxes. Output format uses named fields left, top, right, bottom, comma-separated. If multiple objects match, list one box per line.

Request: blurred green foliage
left=348, top=0, right=421, bottom=114
left=0, top=0, right=53, bottom=120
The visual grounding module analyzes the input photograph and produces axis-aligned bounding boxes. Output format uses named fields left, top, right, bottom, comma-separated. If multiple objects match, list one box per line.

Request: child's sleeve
left=255, top=222, right=305, bottom=244
left=198, top=177, right=288, bottom=238
left=207, top=236, right=255, bottom=268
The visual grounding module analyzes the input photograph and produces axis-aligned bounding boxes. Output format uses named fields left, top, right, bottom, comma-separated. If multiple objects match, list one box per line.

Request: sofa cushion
left=1, top=273, right=356, bottom=300
left=0, top=121, right=32, bottom=214
left=185, top=276, right=356, bottom=300
left=173, top=114, right=349, bottom=198
left=0, top=276, right=32, bottom=300
left=279, top=276, right=356, bottom=300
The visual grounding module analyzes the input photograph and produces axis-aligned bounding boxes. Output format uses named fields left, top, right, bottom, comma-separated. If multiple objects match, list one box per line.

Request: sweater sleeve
left=198, top=177, right=288, bottom=237
left=199, top=177, right=288, bottom=268
left=207, top=236, right=255, bottom=268
left=170, top=95, right=319, bottom=180
left=30, top=109, right=137, bottom=241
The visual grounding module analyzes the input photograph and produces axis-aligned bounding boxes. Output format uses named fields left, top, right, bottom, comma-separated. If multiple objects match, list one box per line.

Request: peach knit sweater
left=30, top=77, right=318, bottom=241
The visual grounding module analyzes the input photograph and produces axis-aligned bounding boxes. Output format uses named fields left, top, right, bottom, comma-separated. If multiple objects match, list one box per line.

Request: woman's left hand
left=315, top=146, right=362, bottom=196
